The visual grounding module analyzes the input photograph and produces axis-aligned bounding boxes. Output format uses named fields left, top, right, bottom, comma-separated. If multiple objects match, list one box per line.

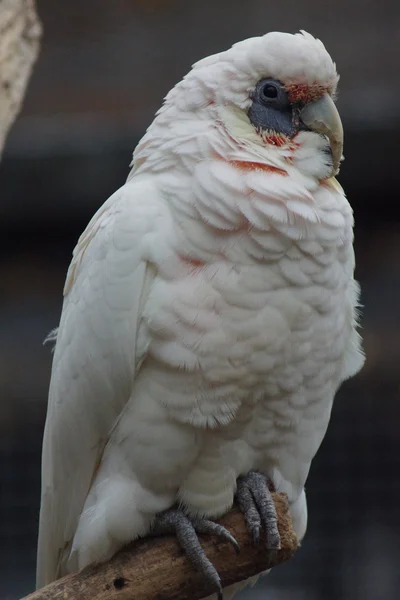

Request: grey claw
left=236, top=475, right=262, bottom=545
left=236, top=471, right=281, bottom=550
left=194, top=518, right=240, bottom=554
left=152, top=508, right=236, bottom=596
left=253, top=527, right=260, bottom=546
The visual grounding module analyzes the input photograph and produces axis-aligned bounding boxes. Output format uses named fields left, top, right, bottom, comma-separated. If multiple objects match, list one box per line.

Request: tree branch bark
left=22, top=493, right=298, bottom=600
left=0, top=0, right=41, bottom=156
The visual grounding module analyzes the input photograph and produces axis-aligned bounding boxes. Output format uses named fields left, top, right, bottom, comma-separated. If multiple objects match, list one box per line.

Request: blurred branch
left=0, top=0, right=41, bottom=156
left=22, top=493, right=297, bottom=600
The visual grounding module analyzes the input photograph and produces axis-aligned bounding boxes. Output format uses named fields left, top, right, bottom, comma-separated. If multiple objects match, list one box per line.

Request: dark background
left=1, top=2, right=399, bottom=599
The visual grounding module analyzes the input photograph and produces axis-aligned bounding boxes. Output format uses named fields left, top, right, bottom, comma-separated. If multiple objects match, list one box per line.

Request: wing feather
left=36, top=180, right=165, bottom=588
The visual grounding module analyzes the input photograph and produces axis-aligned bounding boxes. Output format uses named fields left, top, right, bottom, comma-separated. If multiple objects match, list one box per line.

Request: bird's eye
left=248, top=78, right=292, bottom=136
left=261, top=84, right=278, bottom=100
left=255, top=79, right=287, bottom=107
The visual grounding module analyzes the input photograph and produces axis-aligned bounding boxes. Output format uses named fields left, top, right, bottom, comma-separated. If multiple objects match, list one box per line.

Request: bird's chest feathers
left=141, top=175, right=357, bottom=427
left=144, top=244, right=352, bottom=401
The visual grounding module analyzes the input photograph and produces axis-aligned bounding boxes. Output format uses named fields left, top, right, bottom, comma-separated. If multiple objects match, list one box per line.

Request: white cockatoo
left=37, top=30, right=364, bottom=597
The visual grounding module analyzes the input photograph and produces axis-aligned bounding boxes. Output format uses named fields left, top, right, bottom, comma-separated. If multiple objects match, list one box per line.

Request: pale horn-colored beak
left=300, top=93, right=343, bottom=177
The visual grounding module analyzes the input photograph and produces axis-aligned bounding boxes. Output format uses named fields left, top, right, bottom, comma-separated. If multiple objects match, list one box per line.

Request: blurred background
left=1, top=1, right=399, bottom=598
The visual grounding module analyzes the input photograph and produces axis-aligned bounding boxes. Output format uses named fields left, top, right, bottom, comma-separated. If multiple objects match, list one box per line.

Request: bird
left=37, top=30, right=364, bottom=598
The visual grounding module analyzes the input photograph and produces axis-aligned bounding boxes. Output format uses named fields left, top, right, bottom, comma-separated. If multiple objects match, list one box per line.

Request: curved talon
left=193, top=518, right=240, bottom=554
left=174, top=514, right=222, bottom=593
left=236, top=471, right=281, bottom=550
left=152, top=507, right=239, bottom=597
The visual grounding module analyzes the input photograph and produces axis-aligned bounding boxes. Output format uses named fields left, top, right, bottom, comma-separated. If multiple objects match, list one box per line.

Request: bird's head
left=136, top=31, right=342, bottom=183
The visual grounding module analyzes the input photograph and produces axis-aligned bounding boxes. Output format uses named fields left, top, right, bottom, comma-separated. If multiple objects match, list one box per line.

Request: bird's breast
left=142, top=246, right=355, bottom=424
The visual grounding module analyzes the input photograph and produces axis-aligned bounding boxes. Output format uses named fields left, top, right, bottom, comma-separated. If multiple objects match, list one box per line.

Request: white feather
left=37, top=179, right=171, bottom=586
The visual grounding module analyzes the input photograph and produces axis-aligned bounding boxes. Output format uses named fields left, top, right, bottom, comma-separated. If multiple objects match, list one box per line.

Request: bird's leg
left=235, top=471, right=281, bottom=550
left=151, top=507, right=239, bottom=600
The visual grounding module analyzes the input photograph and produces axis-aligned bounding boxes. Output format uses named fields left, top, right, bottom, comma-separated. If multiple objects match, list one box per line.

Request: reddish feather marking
left=286, top=83, right=328, bottom=105
left=178, top=254, right=206, bottom=269
left=228, top=160, right=288, bottom=176
left=178, top=253, right=235, bottom=270
left=260, top=132, right=288, bottom=147
left=204, top=158, right=287, bottom=233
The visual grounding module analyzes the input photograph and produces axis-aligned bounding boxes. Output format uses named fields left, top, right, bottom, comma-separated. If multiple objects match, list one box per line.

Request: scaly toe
left=152, top=507, right=239, bottom=597
left=236, top=471, right=281, bottom=550
left=236, top=478, right=262, bottom=544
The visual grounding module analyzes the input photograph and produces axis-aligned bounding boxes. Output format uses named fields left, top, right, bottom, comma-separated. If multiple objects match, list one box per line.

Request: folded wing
left=36, top=180, right=165, bottom=587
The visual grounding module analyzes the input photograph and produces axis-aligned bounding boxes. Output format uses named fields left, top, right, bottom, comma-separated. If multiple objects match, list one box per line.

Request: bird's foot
left=151, top=507, right=239, bottom=599
left=236, top=471, right=281, bottom=550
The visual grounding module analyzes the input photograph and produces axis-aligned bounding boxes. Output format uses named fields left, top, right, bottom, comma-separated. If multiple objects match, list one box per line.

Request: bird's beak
left=300, top=93, right=343, bottom=177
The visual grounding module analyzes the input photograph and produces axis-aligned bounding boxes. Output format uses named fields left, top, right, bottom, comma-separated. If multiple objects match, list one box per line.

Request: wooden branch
left=0, top=0, right=41, bottom=156
left=23, top=493, right=297, bottom=600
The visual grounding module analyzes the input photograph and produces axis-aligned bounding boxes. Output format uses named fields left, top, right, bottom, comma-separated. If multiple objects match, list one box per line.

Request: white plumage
left=37, top=30, right=364, bottom=592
